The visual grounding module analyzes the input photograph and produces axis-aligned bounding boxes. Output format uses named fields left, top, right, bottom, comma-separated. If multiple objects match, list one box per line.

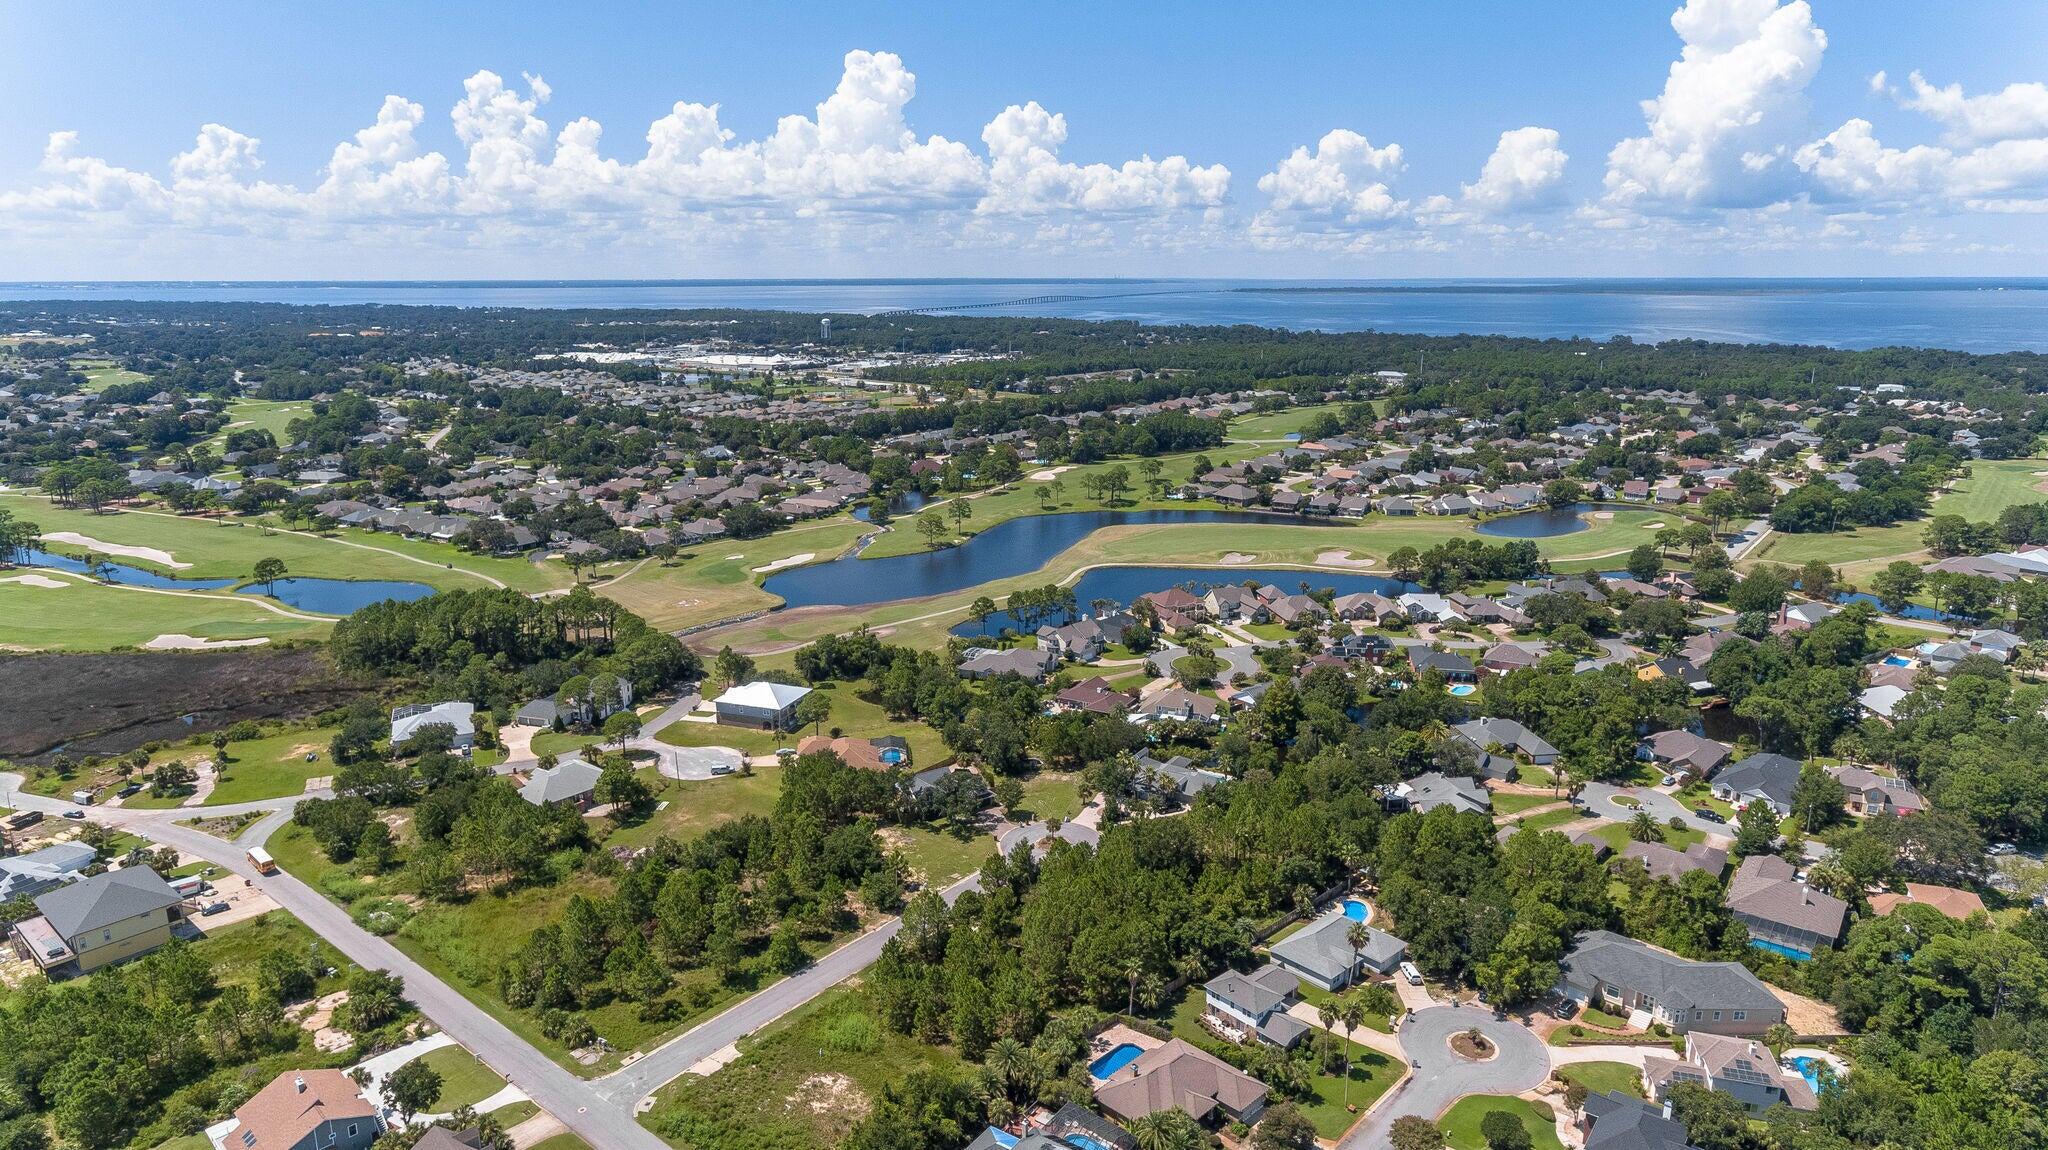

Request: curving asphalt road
left=1339, top=1005, right=1551, bottom=1149
left=1578, top=781, right=1733, bottom=840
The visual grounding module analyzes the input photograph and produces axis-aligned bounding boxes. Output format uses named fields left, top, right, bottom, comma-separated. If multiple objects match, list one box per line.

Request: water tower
left=820, top=317, right=832, bottom=343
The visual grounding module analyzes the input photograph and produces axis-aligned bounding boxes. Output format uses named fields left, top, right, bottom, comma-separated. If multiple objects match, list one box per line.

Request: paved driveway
left=1335, top=1002, right=1540, bottom=1145
left=1579, top=781, right=1731, bottom=839
left=655, top=744, right=744, bottom=780
left=1339, top=1005, right=1550, bottom=1149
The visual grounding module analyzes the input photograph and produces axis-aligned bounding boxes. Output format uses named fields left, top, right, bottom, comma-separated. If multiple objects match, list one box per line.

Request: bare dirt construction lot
left=0, top=647, right=369, bottom=762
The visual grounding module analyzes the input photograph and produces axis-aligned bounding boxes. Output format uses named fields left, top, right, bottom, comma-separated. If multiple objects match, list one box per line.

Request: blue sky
left=3, top=0, right=2046, bottom=278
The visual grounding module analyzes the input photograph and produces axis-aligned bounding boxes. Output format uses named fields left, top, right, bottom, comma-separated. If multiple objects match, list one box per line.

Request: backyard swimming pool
left=1792, top=1056, right=1829, bottom=1093
left=1751, top=939, right=1812, bottom=961
left=1342, top=899, right=1373, bottom=924
left=1089, top=1043, right=1143, bottom=1079
left=1881, top=654, right=1915, bottom=667
left=1447, top=683, right=1477, bottom=696
left=879, top=747, right=907, bottom=764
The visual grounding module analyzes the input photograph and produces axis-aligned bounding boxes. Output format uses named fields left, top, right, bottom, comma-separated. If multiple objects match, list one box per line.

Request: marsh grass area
left=0, top=647, right=367, bottom=763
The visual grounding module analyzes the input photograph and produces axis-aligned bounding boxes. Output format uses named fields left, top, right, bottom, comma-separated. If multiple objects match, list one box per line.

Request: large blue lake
left=762, top=508, right=1343, bottom=607
left=5, top=278, right=2045, bottom=352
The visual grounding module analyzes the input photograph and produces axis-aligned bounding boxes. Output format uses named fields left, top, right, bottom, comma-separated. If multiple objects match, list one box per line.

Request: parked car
left=200, top=901, right=230, bottom=916
left=1988, top=842, right=2019, bottom=856
left=1399, top=960, right=1424, bottom=986
left=1693, top=807, right=1724, bottom=824
left=117, top=783, right=142, bottom=797
left=61, top=809, right=86, bottom=820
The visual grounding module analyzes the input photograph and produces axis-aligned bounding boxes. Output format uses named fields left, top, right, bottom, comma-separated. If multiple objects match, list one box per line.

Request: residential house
left=1133, top=751, right=1229, bottom=804
left=1450, top=717, right=1559, bottom=781
left=1204, top=585, right=1268, bottom=623
left=1857, top=684, right=1908, bottom=722
left=1557, top=930, right=1786, bottom=1036
left=1394, top=772, right=1492, bottom=815
left=515, top=678, right=633, bottom=728
left=1407, top=648, right=1477, bottom=683
left=518, top=757, right=604, bottom=809
left=1638, top=730, right=1732, bottom=781
left=1578, top=1091, right=1701, bottom=1150
left=1725, top=856, right=1847, bottom=958
left=1201, top=963, right=1310, bottom=1048
left=1266, top=910, right=1409, bottom=989
left=206, top=1069, right=383, bottom=1150
left=389, top=701, right=476, bottom=750
left=1265, top=594, right=1324, bottom=627
left=957, top=647, right=1060, bottom=683
left=1828, top=766, right=1926, bottom=817
left=1037, top=619, right=1111, bottom=662
left=1049, top=677, right=1135, bottom=717
left=1479, top=642, right=1547, bottom=675
left=0, top=841, right=96, bottom=902
left=1618, top=840, right=1728, bottom=882
left=796, top=734, right=909, bottom=771
left=10, top=866, right=185, bottom=975
left=1710, top=753, right=1802, bottom=817
left=1093, top=1038, right=1268, bottom=1127
left=710, top=681, right=814, bottom=729
left=1135, top=687, right=1221, bottom=724
left=1868, top=883, right=1985, bottom=920
left=1330, top=591, right=1396, bottom=622
left=1644, top=1032, right=1817, bottom=1112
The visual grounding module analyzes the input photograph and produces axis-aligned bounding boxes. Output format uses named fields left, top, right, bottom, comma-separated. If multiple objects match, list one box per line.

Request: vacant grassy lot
left=887, top=824, right=992, bottom=887
left=1492, top=792, right=1563, bottom=816
left=121, top=725, right=339, bottom=806
left=1013, top=770, right=1083, bottom=823
left=641, top=987, right=962, bottom=1150
left=416, top=1043, right=507, bottom=1111
left=1441, top=1096, right=1563, bottom=1150
left=599, top=763, right=785, bottom=851
left=1586, top=819, right=1707, bottom=854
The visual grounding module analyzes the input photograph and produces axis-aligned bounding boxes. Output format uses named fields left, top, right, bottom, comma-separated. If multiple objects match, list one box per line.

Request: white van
left=1399, top=961, right=1424, bottom=986
left=70, top=790, right=95, bottom=805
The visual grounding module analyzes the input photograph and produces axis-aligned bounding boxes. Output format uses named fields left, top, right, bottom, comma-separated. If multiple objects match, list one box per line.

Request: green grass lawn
left=0, top=569, right=333, bottom=651
left=600, top=764, right=785, bottom=852
left=209, top=399, right=314, bottom=448
left=641, top=987, right=963, bottom=1150
left=529, top=1135, right=593, bottom=1150
left=592, top=515, right=872, bottom=631
left=1492, top=792, right=1564, bottom=816
left=1511, top=808, right=1586, bottom=835
left=1587, top=820, right=1707, bottom=855
left=144, top=725, right=339, bottom=804
left=81, top=365, right=149, bottom=392
left=416, top=1044, right=507, bottom=1111
left=1012, top=770, right=1083, bottom=823
left=1558, top=1061, right=1645, bottom=1097
left=1441, top=1096, right=1563, bottom=1150
left=887, top=824, right=993, bottom=887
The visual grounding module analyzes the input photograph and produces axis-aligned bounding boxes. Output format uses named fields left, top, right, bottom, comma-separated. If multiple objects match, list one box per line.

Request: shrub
left=823, top=1011, right=883, bottom=1054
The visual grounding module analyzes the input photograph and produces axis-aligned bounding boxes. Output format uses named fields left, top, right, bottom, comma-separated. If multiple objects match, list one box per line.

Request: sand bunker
left=40, top=532, right=190, bottom=568
left=1592, top=511, right=1616, bottom=520
left=1641, top=521, right=1666, bottom=529
left=0, top=573, right=70, bottom=588
left=1315, top=550, right=1377, bottom=569
left=1028, top=465, right=1076, bottom=481
left=1219, top=552, right=1260, bottom=565
left=143, top=634, right=272, bottom=650
left=751, top=552, right=815, bottom=574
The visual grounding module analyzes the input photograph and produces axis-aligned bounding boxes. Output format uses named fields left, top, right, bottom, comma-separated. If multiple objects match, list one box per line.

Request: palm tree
left=1123, top=954, right=1145, bottom=1017
left=985, top=1036, right=1031, bottom=1102
left=1347, top=919, right=1372, bottom=986
left=1337, top=995, right=1368, bottom=1106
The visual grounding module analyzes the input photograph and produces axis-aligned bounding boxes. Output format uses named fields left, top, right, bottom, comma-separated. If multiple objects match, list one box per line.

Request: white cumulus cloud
left=1603, top=0, right=1826, bottom=208
left=1461, top=127, right=1569, bottom=211
left=1899, top=71, right=2048, bottom=146
left=1256, top=129, right=1406, bottom=223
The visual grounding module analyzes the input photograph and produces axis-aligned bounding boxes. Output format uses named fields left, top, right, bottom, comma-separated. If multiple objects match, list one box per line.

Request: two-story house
left=10, top=866, right=184, bottom=975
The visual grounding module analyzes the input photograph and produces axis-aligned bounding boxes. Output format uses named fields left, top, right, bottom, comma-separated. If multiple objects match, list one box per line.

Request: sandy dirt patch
left=0, top=573, right=70, bottom=588
left=723, top=553, right=745, bottom=560
left=39, top=532, right=190, bottom=568
left=1028, top=465, right=1076, bottom=482
left=1592, top=511, right=1616, bottom=520
left=1641, top=521, right=1666, bottom=529
left=1314, top=550, right=1377, bottom=569
left=789, top=1072, right=869, bottom=1119
left=751, top=552, right=816, bottom=574
left=143, top=633, right=272, bottom=650
left=1218, top=552, right=1260, bottom=565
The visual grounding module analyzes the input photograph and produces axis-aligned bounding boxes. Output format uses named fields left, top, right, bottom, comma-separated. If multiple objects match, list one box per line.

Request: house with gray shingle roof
left=1202, top=963, right=1310, bottom=1048
left=1266, top=911, right=1408, bottom=990
left=10, top=866, right=184, bottom=975
left=1558, top=930, right=1784, bottom=1036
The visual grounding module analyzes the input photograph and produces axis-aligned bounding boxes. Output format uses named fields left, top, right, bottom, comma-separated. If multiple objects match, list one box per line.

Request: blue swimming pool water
left=1881, top=655, right=1914, bottom=666
left=1792, top=1056, right=1827, bottom=1093
left=1089, top=1043, right=1143, bottom=1079
left=1343, top=899, right=1373, bottom=924
left=1751, top=939, right=1812, bottom=961
left=1447, top=683, right=1477, bottom=696
left=879, top=748, right=906, bottom=764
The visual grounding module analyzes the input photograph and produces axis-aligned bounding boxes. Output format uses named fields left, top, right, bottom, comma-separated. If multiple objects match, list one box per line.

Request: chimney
left=294, top=1075, right=306, bottom=1094
left=1662, top=1097, right=1674, bottom=1120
